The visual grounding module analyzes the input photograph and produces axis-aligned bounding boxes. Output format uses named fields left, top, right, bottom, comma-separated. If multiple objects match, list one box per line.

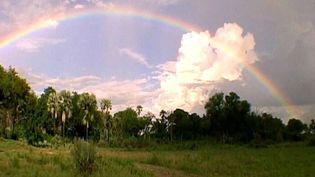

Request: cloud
left=15, top=67, right=101, bottom=90
left=15, top=38, right=66, bottom=52
left=74, top=4, right=85, bottom=9
left=119, top=48, right=152, bottom=68
left=0, top=0, right=66, bottom=36
left=257, top=104, right=315, bottom=124
left=15, top=67, right=157, bottom=113
left=92, top=0, right=115, bottom=9
left=143, top=0, right=180, bottom=6
left=81, top=78, right=158, bottom=112
left=43, top=19, right=59, bottom=29
left=154, top=23, right=258, bottom=113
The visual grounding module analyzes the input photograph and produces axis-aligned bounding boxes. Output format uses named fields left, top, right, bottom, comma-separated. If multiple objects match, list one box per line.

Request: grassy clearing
left=0, top=138, right=314, bottom=177
left=0, top=138, right=151, bottom=177
left=152, top=143, right=315, bottom=177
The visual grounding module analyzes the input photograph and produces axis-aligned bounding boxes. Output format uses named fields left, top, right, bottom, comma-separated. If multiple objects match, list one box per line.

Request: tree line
left=1, top=65, right=315, bottom=146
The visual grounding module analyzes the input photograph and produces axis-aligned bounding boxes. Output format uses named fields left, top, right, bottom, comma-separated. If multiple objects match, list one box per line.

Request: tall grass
left=71, top=140, right=97, bottom=176
left=1, top=139, right=314, bottom=177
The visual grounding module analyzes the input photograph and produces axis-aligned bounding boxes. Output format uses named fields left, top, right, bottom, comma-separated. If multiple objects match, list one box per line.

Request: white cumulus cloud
left=154, top=23, right=259, bottom=113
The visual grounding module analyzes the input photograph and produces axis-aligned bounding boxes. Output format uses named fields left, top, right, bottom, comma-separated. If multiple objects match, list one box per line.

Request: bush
left=4, top=129, right=19, bottom=140
left=25, top=131, right=44, bottom=146
left=71, top=140, right=97, bottom=176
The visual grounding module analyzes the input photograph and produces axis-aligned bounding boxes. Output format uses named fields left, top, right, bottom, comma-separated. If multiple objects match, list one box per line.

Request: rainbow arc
left=0, top=4, right=302, bottom=118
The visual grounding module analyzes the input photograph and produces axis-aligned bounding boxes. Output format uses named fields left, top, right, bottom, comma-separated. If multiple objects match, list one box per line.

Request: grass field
left=0, top=138, right=314, bottom=177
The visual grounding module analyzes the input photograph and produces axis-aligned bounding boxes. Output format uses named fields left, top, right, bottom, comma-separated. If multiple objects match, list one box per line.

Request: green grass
left=0, top=138, right=152, bottom=177
left=149, top=143, right=314, bottom=177
left=0, top=138, right=314, bottom=177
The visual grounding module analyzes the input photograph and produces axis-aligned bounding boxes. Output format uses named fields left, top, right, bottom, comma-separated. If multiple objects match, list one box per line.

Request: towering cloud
left=154, top=23, right=259, bottom=112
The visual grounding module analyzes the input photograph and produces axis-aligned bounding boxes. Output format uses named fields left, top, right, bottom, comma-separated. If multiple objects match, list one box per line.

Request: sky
left=0, top=0, right=314, bottom=123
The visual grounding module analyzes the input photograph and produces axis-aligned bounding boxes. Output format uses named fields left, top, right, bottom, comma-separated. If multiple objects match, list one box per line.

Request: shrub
left=25, top=132, right=44, bottom=146
left=71, top=140, right=97, bottom=176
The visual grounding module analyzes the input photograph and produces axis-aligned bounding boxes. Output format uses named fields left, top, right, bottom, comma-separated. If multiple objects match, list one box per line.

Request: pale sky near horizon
left=0, top=0, right=314, bottom=123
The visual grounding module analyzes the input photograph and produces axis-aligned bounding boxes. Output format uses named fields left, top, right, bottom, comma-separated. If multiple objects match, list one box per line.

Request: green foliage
left=286, top=118, right=307, bottom=141
left=0, top=66, right=35, bottom=138
left=254, top=112, right=285, bottom=142
left=100, top=99, right=112, bottom=114
left=0, top=64, right=313, bottom=146
left=71, top=140, right=97, bottom=176
left=309, top=119, right=315, bottom=133
left=204, top=92, right=253, bottom=142
left=114, top=108, right=147, bottom=137
left=168, top=109, right=202, bottom=141
left=78, top=92, right=98, bottom=140
left=25, top=130, right=44, bottom=146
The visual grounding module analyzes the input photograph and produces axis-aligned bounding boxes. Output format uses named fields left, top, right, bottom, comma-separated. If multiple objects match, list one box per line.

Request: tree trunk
left=62, top=122, right=65, bottom=138
left=170, top=125, right=173, bottom=142
left=86, top=121, right=89, bottom=141
left=107, top=129, right=110, bottom=144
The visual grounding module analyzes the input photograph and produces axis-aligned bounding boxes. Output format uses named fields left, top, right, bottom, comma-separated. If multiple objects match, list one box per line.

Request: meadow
left=0, top=138, right=314, bottom=177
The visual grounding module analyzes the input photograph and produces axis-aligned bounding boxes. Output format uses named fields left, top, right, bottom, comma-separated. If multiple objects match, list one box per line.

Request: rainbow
left=245, top=63, right=302, bottom=118
left=0, top=4, right=302, bottom=118
left=0, top=5, right=201, bottom=48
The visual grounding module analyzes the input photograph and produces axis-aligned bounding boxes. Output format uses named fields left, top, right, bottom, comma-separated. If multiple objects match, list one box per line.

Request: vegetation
left=71, top=140, right=97, bottom=176
left=1, top=64, right=314, bottom=176
left=1, top=64, right=314, bottom=145
left=0, top=139, right=314, bottom=177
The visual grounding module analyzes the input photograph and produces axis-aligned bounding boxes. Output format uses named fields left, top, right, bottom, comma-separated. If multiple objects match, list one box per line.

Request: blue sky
left=0, top=0, right=314, bottom=122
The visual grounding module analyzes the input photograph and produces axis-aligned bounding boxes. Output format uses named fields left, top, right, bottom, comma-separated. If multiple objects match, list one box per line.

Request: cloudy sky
left=0, top=0, right=314, bottom=122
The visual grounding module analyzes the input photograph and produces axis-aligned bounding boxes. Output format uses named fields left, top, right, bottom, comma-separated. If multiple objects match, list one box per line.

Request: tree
left=100, top=99, right=112, bottom=114
left=309, top=119, right=315, bottom=134
left=189, top=113, right=202, bottom=140
left=166, top=111, right=176, bottom=142
left=66, top=91, right=85, bottom=139
left=160, top=110, right=167, bottom=120
left=100, top=99, right=112, bottom=143
left=47, top=91, right=59, bottom=133
left=141, top=112, right=155, bottom=141
left=204, top=92, right=252, bottom=143
left=0, top=66, right=33, bottom=135
left=150, top=110, right=168, bottom=140
left=114, top=108, right=146, bottom=137
left=204, top=92, right=225, bottom=137
left=286, top=118, right=306, bottom=141
left=136, top=105, right=143, bottom=116
left=36, top=87, right=56, bottom=134
left=254, top=112, right=285, bottom=142
left=78, top=93, right=97, bottom=140
left=58, top=90, right=72, bottom=137
left=169, top=109, right=189, bottom=141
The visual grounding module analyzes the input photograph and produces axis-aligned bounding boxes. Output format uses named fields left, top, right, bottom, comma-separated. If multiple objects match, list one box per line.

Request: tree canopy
left=0, top=64, right=313, bottom=146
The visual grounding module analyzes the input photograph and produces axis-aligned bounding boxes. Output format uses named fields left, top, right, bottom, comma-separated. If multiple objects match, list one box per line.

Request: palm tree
left=136, top=105, right=143, bottom=116
left=100, top=99, right=112, bottom=114
left=160, top=110, right=167, bottom=120
left=78, top=93, right=97, bottom=140
left=58, top=90, right=72, bottom=137
left=47, top=91, right=59, bottom=133
left=100, top=99, right=112, bottom=144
